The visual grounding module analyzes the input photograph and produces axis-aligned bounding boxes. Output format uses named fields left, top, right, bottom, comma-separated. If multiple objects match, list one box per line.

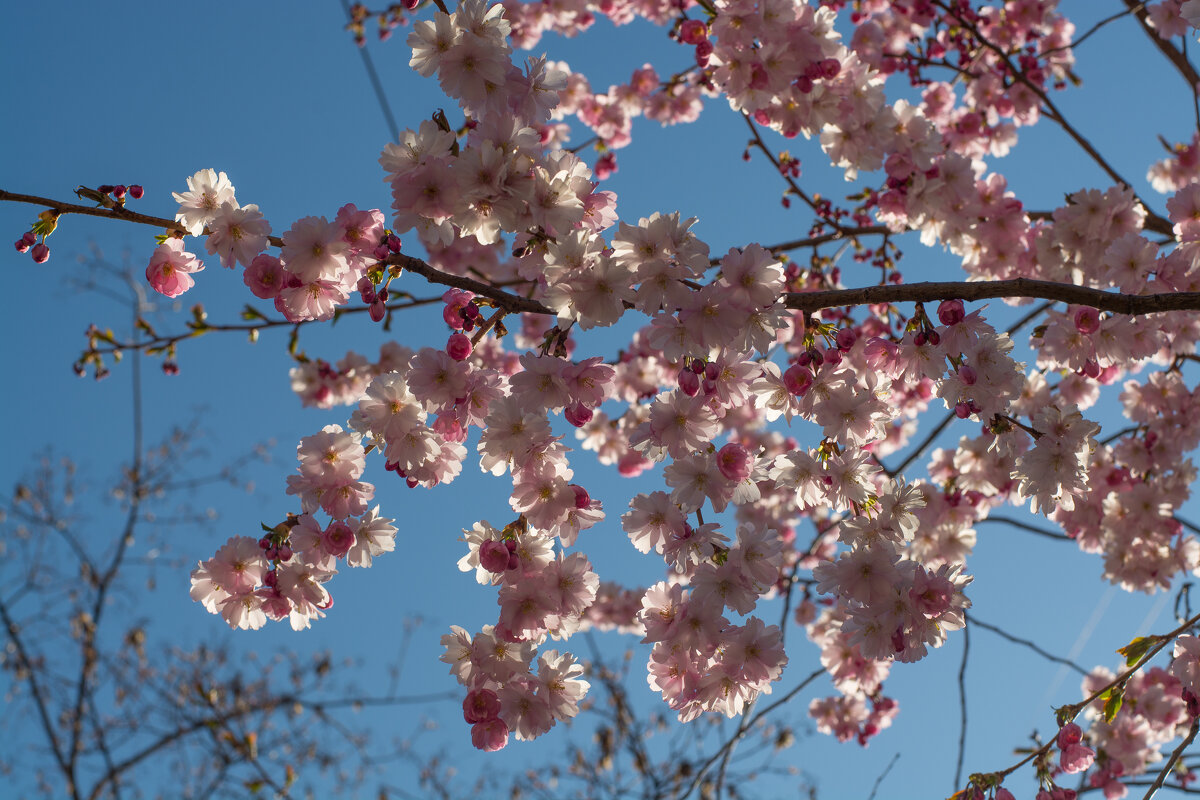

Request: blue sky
left=2, top=2, right=1198, bottom=798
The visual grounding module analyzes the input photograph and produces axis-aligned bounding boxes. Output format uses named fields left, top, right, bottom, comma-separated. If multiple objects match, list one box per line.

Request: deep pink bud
left=1074, top=306, right=1101, bottom=335
left=447, top=331, right=473, bottom=361
left=276, top=544, right=293, bottom=561
left=263, top=569, right=278, bottom=587
left=506, top=551, right=520, bottom=570
left=373, top=244, right=391, bottom=260
left=564, top=401, right=593, bottom=427
left=31, top=243, right=49, bottom=263
left=479, top=540, right=511, bottom=573
left=679, top=18, right=707, bottom=44
left=937, top=299, right=965, bottom=326
left=704, top=362, right=720, bottom=381
left=1057, top=722, right=1083, bottom=748
left=14, top=238, right=30, bottom=253
left=21, top=231, right=36, bottom=246
left=464, top=688, right=502, bottom=723
left=369, top=299, right=386, bottom=322
left=955, top=401, right=973, bottom=419
left=783, top=364, right=812, bottom=395
left=386, top=233, right=402, bottom=252
left=259, top=536, right=272, bottom=550
left=926, top=329, right=941, bottom=346
left=835, top=328, right=858, bottom=350
left=128, top=185, right=144, bottom=199
left=111, top=185, right=127, bottom=199
left=594, top=152, right=618, bottom=180
left=957, top=364, right=977, bottom=385
left=463, top=302, right=480, bottom=319
left=716, top=443, right=753, bottom=482
left=571, top=484, right=590, bottom=509
left=678, top=368, right=700, bottom=396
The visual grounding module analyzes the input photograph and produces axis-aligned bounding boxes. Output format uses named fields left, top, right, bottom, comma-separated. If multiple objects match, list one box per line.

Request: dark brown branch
left=0, top=189, right=554, bottom=317
left=10, top=191, right=1200, bottom=324
left=784, top=278, right=1200, bottom=316
left=1123, top=0, right=1200, bottom=93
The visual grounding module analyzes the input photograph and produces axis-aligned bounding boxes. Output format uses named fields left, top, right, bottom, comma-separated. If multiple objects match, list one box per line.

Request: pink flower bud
left=955, top=401, right=973, bottom=419
left=128, top=185, right=144, bottom=199
left=594, top=152, right=617, bottom=180
left=471, top=718, right=509, bottom=751
left=679, top=18, right=707, bottom=44
left=783, top=364, right=812, bottom=395
left=704, top=362, right=719, bottom=381
left=571, top=484, right=590, bottom=509
left=1074, top=306, right=1101, bottom=335
left=31, top=243, right=50, bottom=263
left=464, top=688, right=502, bottom=723
left=835, top=327, right=858, bottom=350
left=1057, top=722, right=1083, bottom=748
left=369, top=299, right=386, bottom=322
left=957, top=364, right=977, bottom=385
left=14, top=238, right=30, bottom=253
left=479, top=540, right=511, bottom=573
left=678, top=368, right=700, bottom=396
left=936, top=298, right=964, bottom=326
left=386, top=233, right=402, bottom=252
left=447, top=332, right=473, bottom=361
left=112, top=185, right=127, bottom=199
left=564, top=401, right=593, bottom=427
left=716, top=442, right=753, bottom=482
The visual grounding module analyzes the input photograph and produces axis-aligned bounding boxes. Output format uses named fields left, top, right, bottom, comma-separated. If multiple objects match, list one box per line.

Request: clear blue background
left=1, top=2, right=1196, bottom=797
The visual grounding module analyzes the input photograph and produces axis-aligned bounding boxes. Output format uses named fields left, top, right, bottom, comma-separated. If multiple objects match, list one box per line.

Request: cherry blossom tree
left=10, top=0, right=1200, bottom=797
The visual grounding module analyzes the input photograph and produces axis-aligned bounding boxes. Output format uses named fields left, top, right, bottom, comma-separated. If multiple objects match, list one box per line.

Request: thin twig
left=954, top=616, right=970, bottom=790
left=1141, top=717, right=1200, bottom=800
left=969, top=616, right=1089, bottom=676
left=977, top=515, right=1073, bottom=542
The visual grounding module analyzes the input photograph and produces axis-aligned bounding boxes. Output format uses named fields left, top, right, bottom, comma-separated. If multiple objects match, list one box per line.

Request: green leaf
left=1104, top=687, right=1124, bottom=723
left=1117, top=636, right=1158, bottom=667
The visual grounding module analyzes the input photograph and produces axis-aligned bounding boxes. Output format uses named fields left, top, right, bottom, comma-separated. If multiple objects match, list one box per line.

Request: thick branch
left=9, top=191, right=1200, bottom=321
left=785, top=278, right=1200, bottom=316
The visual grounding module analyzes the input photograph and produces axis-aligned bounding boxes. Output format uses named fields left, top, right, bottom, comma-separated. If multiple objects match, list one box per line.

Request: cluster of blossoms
left=191, top=425, right=398, bottom=630
left=114, top=0, right=1200, bottom=776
